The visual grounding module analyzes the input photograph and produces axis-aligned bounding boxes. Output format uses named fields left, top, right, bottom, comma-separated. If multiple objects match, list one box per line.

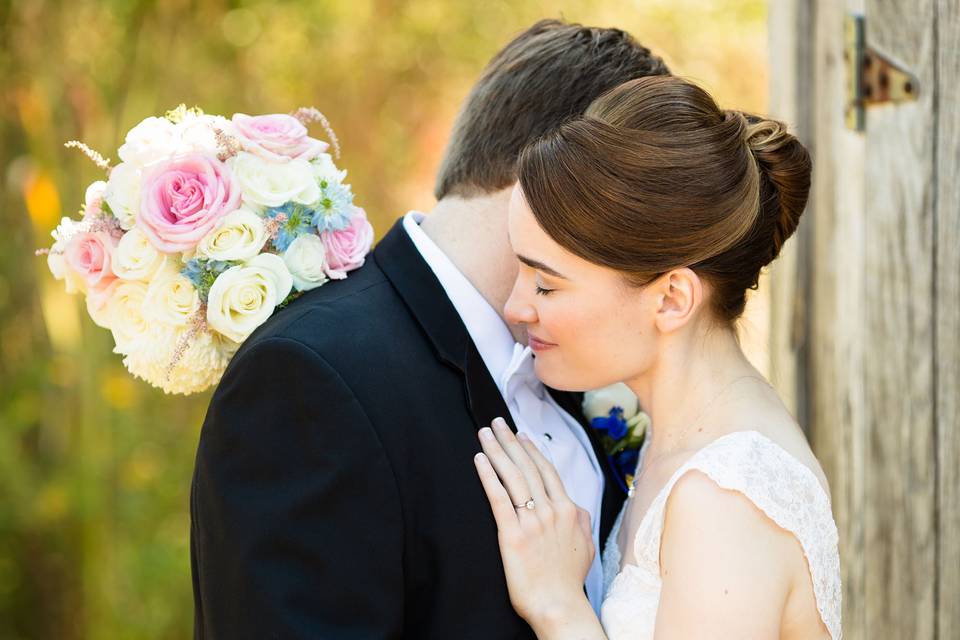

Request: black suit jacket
left=190, top=219, right=626, bottom=639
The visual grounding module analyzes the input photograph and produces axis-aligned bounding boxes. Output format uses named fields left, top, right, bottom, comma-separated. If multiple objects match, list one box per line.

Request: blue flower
left=613, top=448, right=640, bottom=481
left=591, top=406, right=629, bottom=440
left=264, top=202, right=317, bottom=252
left=312, top=178, right=354, bottom=233
left=180, top=258, right=236, bottom=302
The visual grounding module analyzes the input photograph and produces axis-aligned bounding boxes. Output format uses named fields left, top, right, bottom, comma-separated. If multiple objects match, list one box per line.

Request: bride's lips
left=528, top=333, right=557, bottom=352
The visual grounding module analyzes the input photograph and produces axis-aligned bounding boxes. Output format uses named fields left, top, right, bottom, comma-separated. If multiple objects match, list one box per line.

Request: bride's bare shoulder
left=653, top=468, right=803, bottom=635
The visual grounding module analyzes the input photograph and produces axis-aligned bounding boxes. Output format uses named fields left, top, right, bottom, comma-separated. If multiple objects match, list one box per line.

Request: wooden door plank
left=935, top=1, right=960, bottom=637
left=862, top=1, right=938, bottom=638
left=807, top=1, right=869, bottom=637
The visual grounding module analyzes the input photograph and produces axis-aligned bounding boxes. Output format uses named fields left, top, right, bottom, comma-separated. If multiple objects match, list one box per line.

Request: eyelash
left=535, top=285, right=554, bottom=296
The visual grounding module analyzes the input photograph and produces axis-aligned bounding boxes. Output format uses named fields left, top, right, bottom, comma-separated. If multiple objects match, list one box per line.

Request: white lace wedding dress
left=600, top=430, right=842, bottom=639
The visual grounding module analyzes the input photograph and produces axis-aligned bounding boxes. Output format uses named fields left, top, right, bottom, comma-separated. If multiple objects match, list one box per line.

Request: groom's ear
left=653, top=268, right=703, bottom=333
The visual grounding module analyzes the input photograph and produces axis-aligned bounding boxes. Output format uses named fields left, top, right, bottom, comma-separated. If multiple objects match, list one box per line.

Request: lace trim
left=630, top=430, right=842, bottom=640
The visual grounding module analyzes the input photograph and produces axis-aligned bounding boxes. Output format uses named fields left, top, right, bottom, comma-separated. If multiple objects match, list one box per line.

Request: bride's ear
left=653, top=268, right=703, bottom=333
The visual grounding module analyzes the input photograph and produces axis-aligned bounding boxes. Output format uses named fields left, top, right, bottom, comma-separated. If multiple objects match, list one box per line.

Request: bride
left=473, top=75, right=841, bottom=639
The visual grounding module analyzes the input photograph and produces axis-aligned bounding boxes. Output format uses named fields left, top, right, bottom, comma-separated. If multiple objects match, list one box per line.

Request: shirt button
left=544, top=433, right=553, bottom=441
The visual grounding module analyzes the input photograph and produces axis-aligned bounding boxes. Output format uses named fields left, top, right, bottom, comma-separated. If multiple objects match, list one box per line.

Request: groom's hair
left=434, top=19, right=669, bottom=200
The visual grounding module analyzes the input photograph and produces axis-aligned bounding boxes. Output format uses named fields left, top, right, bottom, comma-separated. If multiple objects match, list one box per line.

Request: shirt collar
left=402, top=211, right=518, bottom=385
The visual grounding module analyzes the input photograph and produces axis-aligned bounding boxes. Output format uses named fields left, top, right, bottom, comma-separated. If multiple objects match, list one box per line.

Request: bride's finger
left=478, top=426, right=541, bottom=507
left=516, top=431, right=570, bottom=504
left=489, top=418, right=548, bottom=504
left=474, top=453, right=520, bottom=532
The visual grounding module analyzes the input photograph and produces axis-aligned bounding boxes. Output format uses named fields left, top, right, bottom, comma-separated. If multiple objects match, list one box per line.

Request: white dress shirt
left=402, top=211, right=606, bottom=610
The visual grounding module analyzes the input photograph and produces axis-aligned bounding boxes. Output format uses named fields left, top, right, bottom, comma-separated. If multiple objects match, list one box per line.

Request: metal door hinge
left=845, top=13, right=920, bottom=131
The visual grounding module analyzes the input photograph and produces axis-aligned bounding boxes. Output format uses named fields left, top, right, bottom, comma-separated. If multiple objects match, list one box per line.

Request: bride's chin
left=532, top=356, right=587, bottom=393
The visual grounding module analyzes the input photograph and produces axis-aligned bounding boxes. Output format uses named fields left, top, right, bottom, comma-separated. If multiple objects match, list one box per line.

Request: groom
left=191, top=19, right=668, bottom=639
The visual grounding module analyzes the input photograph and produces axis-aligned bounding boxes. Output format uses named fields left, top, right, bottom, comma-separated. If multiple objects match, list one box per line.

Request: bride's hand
left=473, top=417, right=596, bottom=629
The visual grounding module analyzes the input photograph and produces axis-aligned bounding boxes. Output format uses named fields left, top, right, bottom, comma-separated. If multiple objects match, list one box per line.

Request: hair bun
left=740, top=113, right=812, bottom=257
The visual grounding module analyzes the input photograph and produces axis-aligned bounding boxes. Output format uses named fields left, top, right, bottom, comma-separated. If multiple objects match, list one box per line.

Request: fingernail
left=492, top=417, right=507, bottom=430
left=475, top=452, right=487, bottom=463
left=517, top=432, right=529, bottom=441
left=480, top=427, right=495, bottom=441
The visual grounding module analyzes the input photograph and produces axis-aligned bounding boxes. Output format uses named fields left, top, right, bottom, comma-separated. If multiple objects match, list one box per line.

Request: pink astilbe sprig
left=263, top=212, right=288, bottom=243
left=290, top=107, right=340, bottom=159
left=165, top=307, right=208, bottom=382
left=84, top=214, right=125, bottom=240
left=64, top=140, right=112, bottom=173
left=213, top=127, right=243, bottom=161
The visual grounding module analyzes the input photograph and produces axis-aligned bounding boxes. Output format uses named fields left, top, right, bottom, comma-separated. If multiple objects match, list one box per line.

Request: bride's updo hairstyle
left=517, top=75, right=811, bottom=322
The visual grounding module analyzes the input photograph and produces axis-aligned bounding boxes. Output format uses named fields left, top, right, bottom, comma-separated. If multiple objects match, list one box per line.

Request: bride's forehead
left=507, top=201, right=555, bottom=259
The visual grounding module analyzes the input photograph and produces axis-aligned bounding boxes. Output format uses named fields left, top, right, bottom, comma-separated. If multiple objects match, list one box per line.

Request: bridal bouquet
left=40, top=105, right=373, bottom=395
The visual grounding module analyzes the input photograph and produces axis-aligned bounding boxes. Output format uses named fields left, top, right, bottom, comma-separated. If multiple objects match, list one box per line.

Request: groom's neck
left=419, top=188, right=523, bottom=340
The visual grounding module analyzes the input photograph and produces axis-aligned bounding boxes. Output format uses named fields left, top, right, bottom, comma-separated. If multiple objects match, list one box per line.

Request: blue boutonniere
left=583, top=384, right=649, bottom=494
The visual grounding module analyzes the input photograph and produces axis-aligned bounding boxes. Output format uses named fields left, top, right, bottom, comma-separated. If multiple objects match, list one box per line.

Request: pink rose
left=231, top=113, right=328, bottom=162
left=64, top=230, right=118, bottom=293
left=322, top=207, right=373, bottom=279
left=138, top=154, right=241, bottom=253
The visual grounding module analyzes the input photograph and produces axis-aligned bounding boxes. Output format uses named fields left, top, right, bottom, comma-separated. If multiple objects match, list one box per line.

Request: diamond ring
left=514, top=498, right=536, bottom=511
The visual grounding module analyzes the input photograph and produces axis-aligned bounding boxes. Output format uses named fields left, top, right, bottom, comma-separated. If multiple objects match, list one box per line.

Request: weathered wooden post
left=768, top=1, right=958, bottom=638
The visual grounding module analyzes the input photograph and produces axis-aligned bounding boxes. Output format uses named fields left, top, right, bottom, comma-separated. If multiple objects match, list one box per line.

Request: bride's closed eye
left=535, top=284, right=555, bottom=296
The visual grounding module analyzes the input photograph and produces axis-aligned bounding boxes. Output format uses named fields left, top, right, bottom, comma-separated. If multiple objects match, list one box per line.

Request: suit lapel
left=373, top=220, right=517, bottom=434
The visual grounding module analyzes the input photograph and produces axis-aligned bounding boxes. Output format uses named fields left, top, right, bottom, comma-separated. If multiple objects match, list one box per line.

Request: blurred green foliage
left=0, top=0, right=765, bottom=637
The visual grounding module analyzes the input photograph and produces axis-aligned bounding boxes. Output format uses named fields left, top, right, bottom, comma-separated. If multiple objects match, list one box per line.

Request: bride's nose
left=503, top=280, right=537, bottom=326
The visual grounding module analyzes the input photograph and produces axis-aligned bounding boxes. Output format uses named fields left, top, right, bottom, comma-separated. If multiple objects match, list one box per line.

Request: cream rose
left=104, top=162, right=141, bottom=230
left=85, top=279, right=119, bottom=329
left=144, top=265, right=201, bottom=326
left=282, top=234, right=329, bottom=292
left=112, top=227, right=166, bottom=281
left=206, top=253, right=293, bottom=342
left=101, top=279, right=151, bottom=354
left=195, top=207, right=269, bottom=262
left=228, top=151, right=319, bottom=209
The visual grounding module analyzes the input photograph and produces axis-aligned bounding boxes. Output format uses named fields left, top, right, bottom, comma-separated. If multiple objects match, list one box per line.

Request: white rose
left=582, top=382, right=640, bottom=421
left=228, top=151, right=320, bottom=209
left=282, top=233, right=329, bottom=292
left=195, top=207, right=269, bottom=262
left=84, top=180, right=108, bottom=217
left=101, top=279, right=151, bottom=354
left=112, top=227, right=166, bottom=281
left=48, top=217, right=87, bottom=294
left=104, top=162, right=141, bottom=230
left=118, top=116, right=180, bottom=167
left=311, top=153, right=347, bottom=184
left=144, top=265, right=201, bottom=326
left=178, top=113, right=238, bottom=157
left=206, top=253, right=293, bottom=342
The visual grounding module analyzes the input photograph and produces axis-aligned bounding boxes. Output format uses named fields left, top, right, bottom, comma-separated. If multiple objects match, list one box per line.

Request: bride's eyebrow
left=517, top=254, right=568, bottom=280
